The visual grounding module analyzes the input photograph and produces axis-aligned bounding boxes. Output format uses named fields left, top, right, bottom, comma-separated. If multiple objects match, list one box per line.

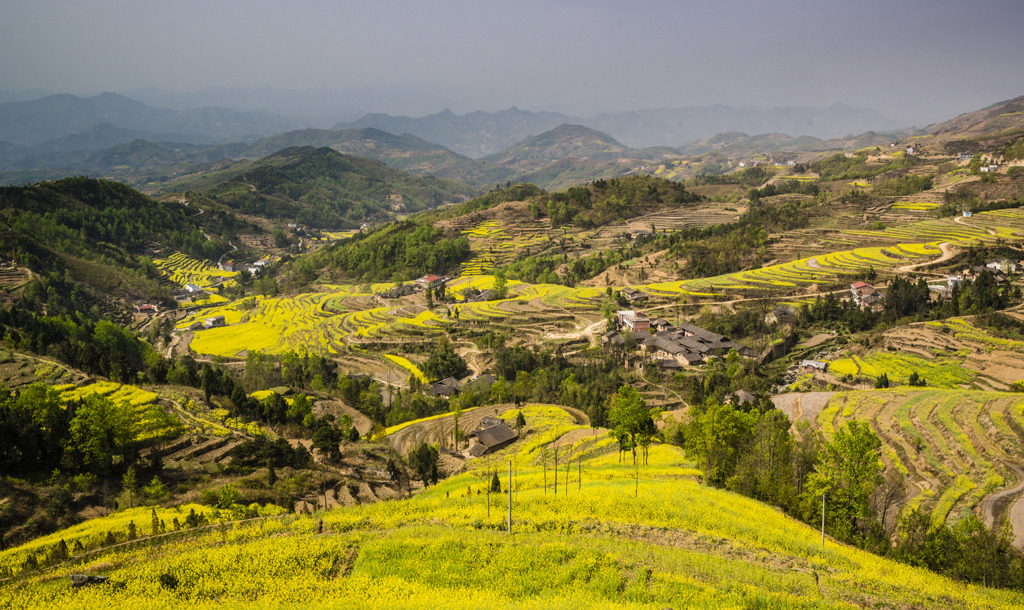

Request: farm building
left=380, top=284, right=415, bottom=299
left=467, top=416, right=518, bottom=457
left=202, top=315, right=225, bottom=329
left=623, top=288, right=649, bottom=303
left=185, top=283, right=203, bottom=293
left=415, top=275, right=444, bottom=290
left=651, top=318, right=675, bottom=332
left=801, top=360, right=828, bottom=373
left=616, top=310, right=650, bottom=333
left=429, top=377, right=462, bottom=398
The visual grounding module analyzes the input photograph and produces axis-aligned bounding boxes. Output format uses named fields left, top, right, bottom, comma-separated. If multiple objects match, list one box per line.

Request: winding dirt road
left=895, top=242, right=956, bottom=274
left=981, top=463, right=1024, bottom=546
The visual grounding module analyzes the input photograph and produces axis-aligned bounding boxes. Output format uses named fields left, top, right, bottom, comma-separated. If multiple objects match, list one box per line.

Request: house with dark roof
left=651, top=318, right=675, bottom=332
left=429, top=377, right=463, bottom=398
left=623, top=288, right=649, bottom=303
left=465, top=374, right=496, bottom=393
left=381, top=284, right=415, bottom=299
left=467, top=417, right=518, bottom=457
left=464, top=289, right=494, bottom=303
left=728, top=389, right=757, bottom=407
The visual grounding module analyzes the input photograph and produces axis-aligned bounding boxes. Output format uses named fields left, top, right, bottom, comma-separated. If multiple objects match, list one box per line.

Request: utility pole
left=821, top=493, right=826, bottom=550
left=507, top=459, right=512, bottom=535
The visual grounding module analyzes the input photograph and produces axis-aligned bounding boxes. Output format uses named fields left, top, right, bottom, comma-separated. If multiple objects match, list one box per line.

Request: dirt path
left=955, top=214, right=999, bottom=236
left=982, top=464, right=1024, bottom=538
left=895, top=242, right=956, bottom=274
left=543, top=318, right=608, bottom=347
left=772, top=392, right=834, bottom=424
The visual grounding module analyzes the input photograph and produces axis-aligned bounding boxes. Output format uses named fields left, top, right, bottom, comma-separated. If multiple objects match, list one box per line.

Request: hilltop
left=165, top=146, right=479, bottom=229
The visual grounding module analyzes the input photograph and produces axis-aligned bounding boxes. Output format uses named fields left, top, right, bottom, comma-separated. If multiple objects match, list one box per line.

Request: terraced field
left=816, top=312, right=1024, bottom=398
left=458, top=220, right=549, bottom=276
left=644, top=206, right=1024, bottom=297
left=813, top=388, right=1024, bottom=536
left=181, top=279, right=604, bottom=363
left=153, top=252, right=239, bottom=293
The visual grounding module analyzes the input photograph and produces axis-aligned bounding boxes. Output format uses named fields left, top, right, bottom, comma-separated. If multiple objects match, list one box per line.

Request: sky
left=1, top=0, right=1022, bottom=124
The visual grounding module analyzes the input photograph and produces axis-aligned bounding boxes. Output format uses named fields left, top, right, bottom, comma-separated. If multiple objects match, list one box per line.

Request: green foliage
left=684, top=401, right=757, bottom=486
left=803, top=421, right=883, bottom=544
left=422, top=339, right=468, bottom=381
left=810, top=152, right=916, bottom=180
left=204, top=147, right=477, bottom=229
left=667, top=200, right=808, bottom=278
left=409, top=442, right=439, bottom=486
left=320, top=220, right=470, bottom=282
left=607, top=385, right=653, bottom=465
left=531, top=176, right=700, bottom=229
left=875, top=174, right=933, bottom=196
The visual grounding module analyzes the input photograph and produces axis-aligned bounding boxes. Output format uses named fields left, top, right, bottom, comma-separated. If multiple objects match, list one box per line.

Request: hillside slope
left=0, top=405, right=1018, bottom=608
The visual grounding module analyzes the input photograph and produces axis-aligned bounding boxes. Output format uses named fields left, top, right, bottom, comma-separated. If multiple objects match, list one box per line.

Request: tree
left=422, top=339, right=468, bottom=381
left=217, top=484, right=239, bottom=509
left=143, top=476, right=168, bottom=501
left=266, top=460, right=278, bottom=486
left=684, top=401, right=756, bottom=487
left=515, top=410, right=526, bottom=435
left=607, top=385, right=650, bottom=467
left=122, top=467, right=138, bottom=509
left=729, top=409, right=793, bottom=505
left=803, top=420, right=883, bottom=542
left=490, top=471, right=501, bottom=493
left=492, top=272, right=508, bottom=300
left=409, top=442, right=439, bottom=486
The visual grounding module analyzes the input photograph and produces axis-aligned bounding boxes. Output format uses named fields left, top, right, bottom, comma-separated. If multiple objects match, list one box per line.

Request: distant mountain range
left=9, top=90, right=1023, bottom=192
left=334, top=103, right=906, bottom=157
left=0, top=92, right=300, bottom=147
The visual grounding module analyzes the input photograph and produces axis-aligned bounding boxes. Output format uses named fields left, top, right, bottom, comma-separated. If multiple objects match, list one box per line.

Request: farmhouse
left=203, top=315, right=226, bottom=329
left=616, top=310, right=651, bottom=333
left=801, top=360, right=828, bottom=373
left=135, top=303, right=157, bottom=314
left=467, top=416, right=518, bottom=457
left=957, top=152, right=974, bottom=162
left=623, top=287, right=649, bottom=303
left=381, top=284, right=415, bottom=299
left=415, top=275, right=444, bottom=291
left=602, top=330, right=625, bottom=346
left=429, top=377, right=462, bottom=398
left=185, top=283, right=203, bottom=293
left=651, top=318, right=675, bottom=332
left=219, top=260, right=236, bottom=272
left=464, top=289, right=494, bottom=303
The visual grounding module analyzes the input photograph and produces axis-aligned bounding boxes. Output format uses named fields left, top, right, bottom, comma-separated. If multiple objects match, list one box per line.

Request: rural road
left=895, top=242, right=956, bottom=274
left=543, top=318, right=607, bottom=347
left=981, top=463, right=1024, bottom=546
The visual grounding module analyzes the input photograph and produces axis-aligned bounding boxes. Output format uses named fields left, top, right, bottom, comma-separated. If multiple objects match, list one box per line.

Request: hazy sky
left=2, top=0, right=1022, bottom=124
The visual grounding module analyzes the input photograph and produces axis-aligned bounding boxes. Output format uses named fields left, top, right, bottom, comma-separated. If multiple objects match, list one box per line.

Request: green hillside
left=190, top=146, right=479, bottom=229
left=0, top=177, right=245, bottom=307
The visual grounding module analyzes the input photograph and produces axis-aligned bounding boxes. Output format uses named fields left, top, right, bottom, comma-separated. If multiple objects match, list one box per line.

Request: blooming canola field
left=1, top=406, right=1018, bottom=609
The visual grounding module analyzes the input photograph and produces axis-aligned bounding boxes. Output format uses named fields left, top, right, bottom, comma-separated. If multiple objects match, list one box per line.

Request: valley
left=2, top=91, right=1024, bottom=606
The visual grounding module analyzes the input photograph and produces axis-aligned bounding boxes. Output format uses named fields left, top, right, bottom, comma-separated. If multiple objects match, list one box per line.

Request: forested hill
left=0, top=177, right=241, bottom=306
left=196, top=146, right=480, bottom=229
